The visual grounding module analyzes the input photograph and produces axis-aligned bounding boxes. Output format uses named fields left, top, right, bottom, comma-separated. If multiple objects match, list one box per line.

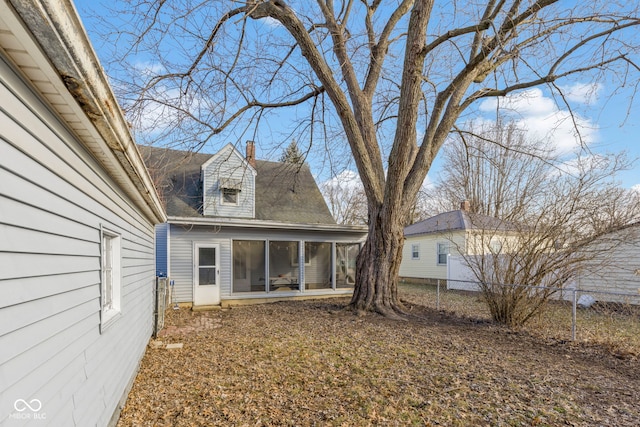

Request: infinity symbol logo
left=14, top=399, right=42, bottom=412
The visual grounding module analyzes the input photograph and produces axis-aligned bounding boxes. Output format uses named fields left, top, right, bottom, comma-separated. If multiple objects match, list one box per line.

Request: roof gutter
left=6, top=0, right=166, bottom=223
left=168, top=216, right=369, bottom=233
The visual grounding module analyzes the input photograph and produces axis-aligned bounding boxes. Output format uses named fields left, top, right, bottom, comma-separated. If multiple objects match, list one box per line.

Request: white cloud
left=632, top=184, right=640, bottom=194
left=479, top=88, right=555, bottom=116
left=558, top=82, right=603, bottom=106
left=554, top=154, right=606, bottom=176
left=260, top=17, right=282, bottom=28
left=133, top=61, right=165, bottom=77
left=478, top=88, right=598, bottom=156
left=321, top=170, right=362, bottom=190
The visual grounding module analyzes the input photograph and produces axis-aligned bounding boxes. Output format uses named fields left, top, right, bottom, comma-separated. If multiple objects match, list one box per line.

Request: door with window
left=194, top=244, right=220, bottom=306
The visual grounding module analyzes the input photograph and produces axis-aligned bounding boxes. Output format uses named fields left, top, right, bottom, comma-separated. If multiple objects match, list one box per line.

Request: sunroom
left=232, top=239, right=360, bottom=293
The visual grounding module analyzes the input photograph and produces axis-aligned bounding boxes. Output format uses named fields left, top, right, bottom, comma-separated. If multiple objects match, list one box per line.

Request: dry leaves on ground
left=117, top=295, right=639, bottom=426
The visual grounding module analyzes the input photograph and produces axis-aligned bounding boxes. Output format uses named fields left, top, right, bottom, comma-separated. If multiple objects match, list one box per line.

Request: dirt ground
left=117, top=296, right=639, bottom=426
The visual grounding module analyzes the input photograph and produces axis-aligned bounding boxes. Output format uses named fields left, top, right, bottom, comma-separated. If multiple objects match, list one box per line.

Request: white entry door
left=193, top=244, right=220, bottom=306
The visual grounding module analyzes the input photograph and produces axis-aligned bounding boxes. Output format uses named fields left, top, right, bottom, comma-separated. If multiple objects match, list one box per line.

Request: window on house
left=437, top=242, right=448, bottom=265
left=336, top=243, right=359, bottom=288
left=304, top=242, right=332, bottom=290
left=220, top=178, right=242, bottom=205
left=490, top=237, right=503, bottom=254
left=411, top=244, right=420, bottom=259
left=101, top=229, right=121, bottom=331
left=232, top=240, right=266, bottom=293
left=222, top=188, right=239, bottom=204
left=291, top=244, right=311, bottom=266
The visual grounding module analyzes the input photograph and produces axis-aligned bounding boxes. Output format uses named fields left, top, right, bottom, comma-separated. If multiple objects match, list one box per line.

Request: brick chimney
left=246, top=140, right=256, bottom=168
left=460, top=200, right=470, bottom=212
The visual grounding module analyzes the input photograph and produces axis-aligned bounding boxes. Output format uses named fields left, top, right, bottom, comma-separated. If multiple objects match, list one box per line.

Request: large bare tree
left=98, top=0, right=640, bottom=316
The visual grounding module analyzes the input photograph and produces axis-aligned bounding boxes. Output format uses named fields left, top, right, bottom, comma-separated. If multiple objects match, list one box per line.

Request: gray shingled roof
left=139, top=145, right=336, bottom=225
left=404, top=210, right=516, bottom=236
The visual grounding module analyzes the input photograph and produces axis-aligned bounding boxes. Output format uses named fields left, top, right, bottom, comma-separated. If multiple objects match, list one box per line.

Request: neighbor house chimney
left=246, top=140, right=256, bottom=168
left=460, top=200, right=470, bottom=212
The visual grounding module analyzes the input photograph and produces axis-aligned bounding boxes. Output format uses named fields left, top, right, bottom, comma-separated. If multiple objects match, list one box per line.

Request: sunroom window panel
left=336, top=243, right=359, bottom=288
left=268, top=241, right=299, bottom=291
left=233, top=240, right=266, bottom=292
left=304, top=242, right=332, bottom=290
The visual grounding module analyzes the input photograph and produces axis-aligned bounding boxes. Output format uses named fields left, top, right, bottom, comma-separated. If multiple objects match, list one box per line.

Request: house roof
left=0, top=0, right=165, bottom=224
left=404, top=209, right=516, bottom=237
left=139, top=145, right=338, bottom=225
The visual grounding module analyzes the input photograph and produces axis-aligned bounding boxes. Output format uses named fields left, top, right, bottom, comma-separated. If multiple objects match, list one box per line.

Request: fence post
left=153, top=276, right=159, bottom=338
left=436, top=279, right=440, bottom=311
left=571, top=289, right=577, bottom=341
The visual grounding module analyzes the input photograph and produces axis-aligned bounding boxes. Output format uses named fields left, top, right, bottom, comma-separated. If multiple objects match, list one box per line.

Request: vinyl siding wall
left=0, top=54, right=156, bottom=426
left=576, top=227, right=640, bottom=301
left=168, top=224, right=366, bottom=302
left=399, top=232, right=467, bottom=281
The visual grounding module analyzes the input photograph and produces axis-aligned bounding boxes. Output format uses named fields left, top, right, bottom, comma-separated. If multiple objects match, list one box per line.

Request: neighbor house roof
left=139, top=145, right=337, bottom=225
left=404, top=209, right=516, bottom=237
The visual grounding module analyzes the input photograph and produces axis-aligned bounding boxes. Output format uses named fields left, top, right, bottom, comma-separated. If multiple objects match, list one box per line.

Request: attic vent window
left=220, top=178, right=242, bottom=205
left=220, top=178, right=242, bottom=190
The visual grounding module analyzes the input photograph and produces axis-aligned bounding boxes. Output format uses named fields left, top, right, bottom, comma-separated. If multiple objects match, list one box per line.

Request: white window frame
left=220, top=187, right=240, bottom=205
left=100, top=227, right=122, bottom=332
left=437, top=242, right=448, bottom=265
left=411, top=243, right=420, bottom=260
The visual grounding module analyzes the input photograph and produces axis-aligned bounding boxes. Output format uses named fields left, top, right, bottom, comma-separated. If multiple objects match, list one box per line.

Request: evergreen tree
left=280, top=141, right=305, bottom=164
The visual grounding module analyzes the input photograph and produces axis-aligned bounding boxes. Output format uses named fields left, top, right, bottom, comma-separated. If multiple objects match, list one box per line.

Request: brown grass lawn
left=117, top=285, right=640, bottom=426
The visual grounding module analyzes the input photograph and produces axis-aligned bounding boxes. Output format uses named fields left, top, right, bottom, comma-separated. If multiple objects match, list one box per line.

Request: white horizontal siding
left=399, top=232, right=466, bottom=281
left=577, top=228, right=640, bottom=301
left=0, top=53, right=156, bottom=426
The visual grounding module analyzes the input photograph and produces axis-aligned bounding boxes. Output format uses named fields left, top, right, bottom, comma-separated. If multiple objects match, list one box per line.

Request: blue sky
left=73, top=0, right=640, bottom=190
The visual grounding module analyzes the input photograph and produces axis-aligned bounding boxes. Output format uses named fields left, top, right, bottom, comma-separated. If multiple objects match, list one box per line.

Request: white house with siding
left=400, top=202, right=519, bottom=290
left=0, top=0, right=165, bottom=425
left=141, top=143, right=368, bottom=308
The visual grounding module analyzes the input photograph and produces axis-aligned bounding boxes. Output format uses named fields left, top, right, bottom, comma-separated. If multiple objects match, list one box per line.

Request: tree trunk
left=349, top=203, right=406, bottom=317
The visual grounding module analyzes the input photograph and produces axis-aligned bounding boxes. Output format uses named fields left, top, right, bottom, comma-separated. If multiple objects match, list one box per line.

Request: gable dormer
left=201, top=142, right=256, bottom=218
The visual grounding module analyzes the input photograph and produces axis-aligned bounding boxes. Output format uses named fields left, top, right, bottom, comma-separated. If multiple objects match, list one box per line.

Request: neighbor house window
left=437, top=242, right=448, bottom=265
left=101, top=228, right=121, bottom=330
left=232, top=240, right=266, bottom=293
left=490, top=237, right=503, bottom=254
left=411, top=244, right=420, bottom=259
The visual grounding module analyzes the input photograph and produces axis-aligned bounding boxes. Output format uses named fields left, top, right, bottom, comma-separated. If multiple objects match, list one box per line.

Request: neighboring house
left=574, top=222, right=640, bottom=302
left=399, top=201, right=518, bottom=290
left=141, top=143, right=368, bottom=308
left=0, top=1, right=165, bottom=426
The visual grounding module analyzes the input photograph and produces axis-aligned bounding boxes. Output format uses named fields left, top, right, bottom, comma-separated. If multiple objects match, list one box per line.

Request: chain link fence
left=400, top=278, right=640, bottom=356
